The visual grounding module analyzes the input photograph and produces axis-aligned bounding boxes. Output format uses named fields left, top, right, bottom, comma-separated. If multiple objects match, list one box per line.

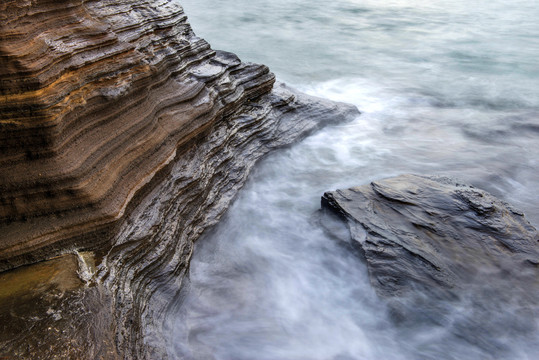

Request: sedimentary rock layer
left=103, top=83, right=358, bottom=358
left=0, top=0, right=359, bottom=358
left=0, top=0, right=276, bottom=270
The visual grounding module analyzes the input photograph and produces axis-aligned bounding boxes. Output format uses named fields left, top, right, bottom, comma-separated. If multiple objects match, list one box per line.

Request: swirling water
left=168, top=0, right=539, bottom=359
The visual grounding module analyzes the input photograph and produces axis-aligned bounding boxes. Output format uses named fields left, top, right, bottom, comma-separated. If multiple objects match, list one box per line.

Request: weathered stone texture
left=322, top=174, right=539, bottom=298
left=322, top=175, right=539, bottom=353
left=1, top=0, right=280, bottom=270
left=0, top=1, right=359, bottom=357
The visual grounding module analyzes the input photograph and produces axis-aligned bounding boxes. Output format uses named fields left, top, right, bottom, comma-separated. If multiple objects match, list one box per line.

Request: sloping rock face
left=101, top=83, right=357, bottom=358
left=0, top=0, right=281, bottom=270
left=0, top=0, right=357, bottom=268
left=0, top=0, right=358, bottom=358
left=322, top=174, right=539, bottom=355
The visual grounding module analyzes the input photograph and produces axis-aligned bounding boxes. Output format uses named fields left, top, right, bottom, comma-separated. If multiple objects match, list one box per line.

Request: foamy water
left=167, top=0, right=539, bottom=358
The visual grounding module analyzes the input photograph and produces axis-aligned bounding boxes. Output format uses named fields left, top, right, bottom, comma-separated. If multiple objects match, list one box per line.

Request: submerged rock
left=322, top=174, right=539, bottom=355
left=0, top=0, right=358, bottom=358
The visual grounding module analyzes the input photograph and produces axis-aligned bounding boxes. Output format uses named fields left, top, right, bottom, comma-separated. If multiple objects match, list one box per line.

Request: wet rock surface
left=0, top=0, right=275, bottom=271
left=322, top=174, right=539, bottom=356
left=322, top=174, right=539, bottom=297
left=0, top=253, right=119, bottom=359
left=0, top=0, right=358, bottom=358
left=100, top=82, right=358, bottom=358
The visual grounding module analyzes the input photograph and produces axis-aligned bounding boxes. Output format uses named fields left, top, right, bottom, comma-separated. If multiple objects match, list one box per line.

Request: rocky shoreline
left=3, top=1, right=537, bottom=359
left=0, top=0, right=358, bottom=358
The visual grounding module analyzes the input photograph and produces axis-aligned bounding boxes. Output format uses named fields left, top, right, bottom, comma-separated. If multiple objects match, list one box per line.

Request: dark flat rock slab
left=321, top=174, right=539, bottom=355
left=322, top=174, right=539, bottom=297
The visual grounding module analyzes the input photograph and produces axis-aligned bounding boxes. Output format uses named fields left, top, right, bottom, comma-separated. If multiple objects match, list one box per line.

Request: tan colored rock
left=0, top=1, right=359, bottom=357
left=0, top=0, right=276, bottom=270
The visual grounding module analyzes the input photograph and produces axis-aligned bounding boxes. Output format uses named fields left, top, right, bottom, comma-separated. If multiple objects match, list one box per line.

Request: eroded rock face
left=322, top=174, right=539, bottom=354
left=0, top=0, right=279, bottom=270
left=0, top=0, right=358, bottom=358
left=102, top=83, right=358, bottom=358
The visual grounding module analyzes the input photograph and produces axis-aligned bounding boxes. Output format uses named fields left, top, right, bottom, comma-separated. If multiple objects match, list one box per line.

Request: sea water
left=168, top=0, right=539, bottom=359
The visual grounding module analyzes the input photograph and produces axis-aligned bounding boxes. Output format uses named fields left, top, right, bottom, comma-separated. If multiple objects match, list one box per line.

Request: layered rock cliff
left=0, top=0, right=358, bottom=358
left=0, top=0, right=274, bottom=270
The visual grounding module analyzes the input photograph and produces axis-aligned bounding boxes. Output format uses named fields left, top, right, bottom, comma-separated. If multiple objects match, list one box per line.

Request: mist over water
left=169, top=0, right=539, bottom=358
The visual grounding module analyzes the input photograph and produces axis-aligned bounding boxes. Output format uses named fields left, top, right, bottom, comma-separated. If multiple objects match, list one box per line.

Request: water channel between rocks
left=168, top=0, right=539, bottom=359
